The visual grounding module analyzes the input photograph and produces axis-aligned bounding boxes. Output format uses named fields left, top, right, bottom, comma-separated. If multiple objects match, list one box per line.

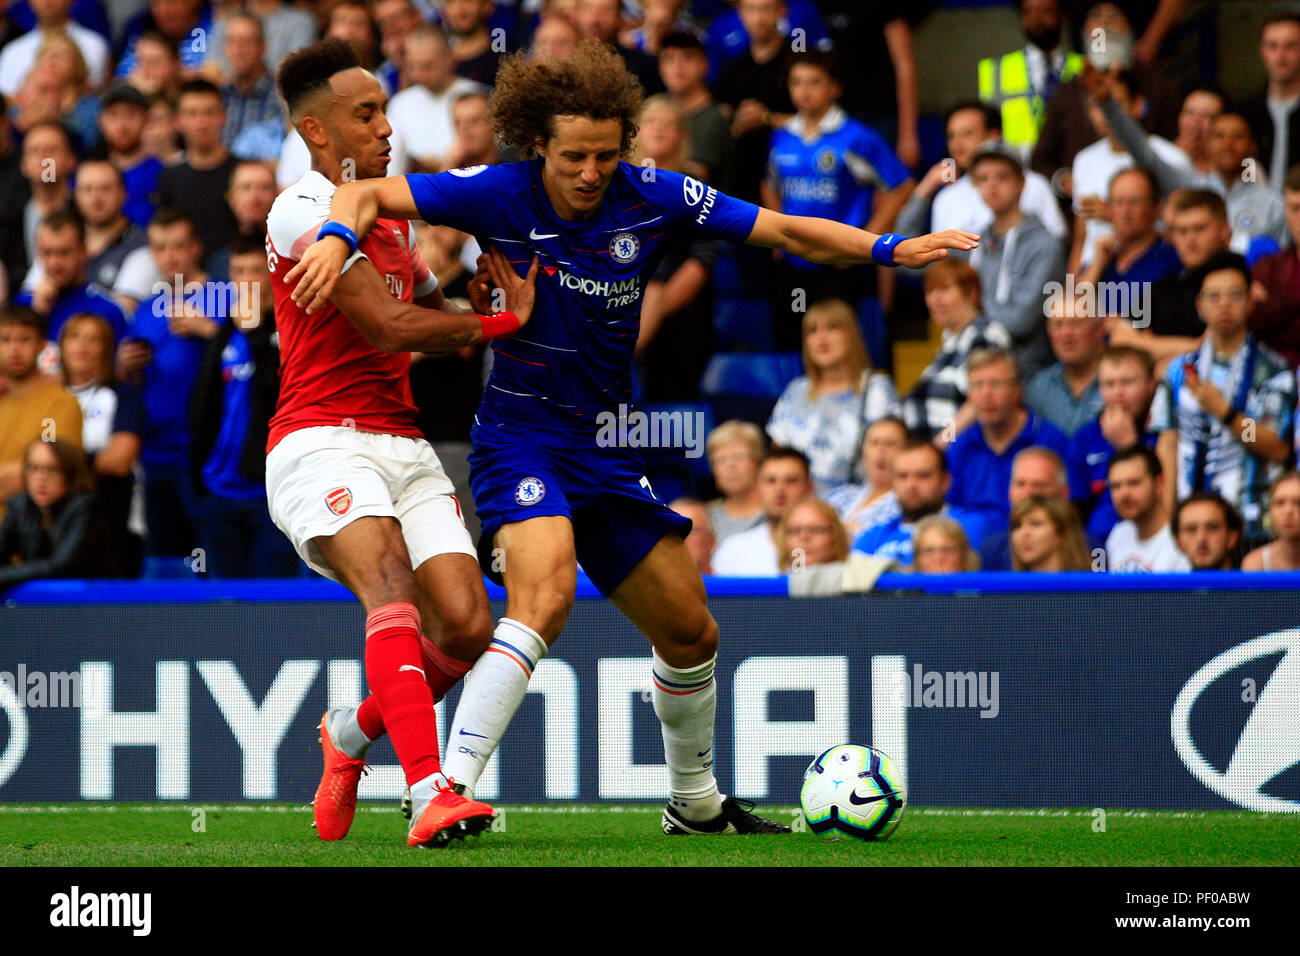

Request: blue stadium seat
left=713, top=298, right=774, bottom=351
left=700, top=352, right=802, bottom=426
left=636, top=401, right=716, bottom=497
left=712, top=248, right=746, bottom=298
left=700, top=352, right=803, bottom=399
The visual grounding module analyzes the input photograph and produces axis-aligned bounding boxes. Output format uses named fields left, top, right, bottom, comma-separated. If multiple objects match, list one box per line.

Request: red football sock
left=356, top=695, right=385, bottom=740
left=420, top=634, right=474, bottom=701
left=364, top=602, right=441, bottom=785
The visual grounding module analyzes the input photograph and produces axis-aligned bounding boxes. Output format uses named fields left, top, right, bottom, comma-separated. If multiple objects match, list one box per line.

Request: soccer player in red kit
left=264, top=38, right=538, bottom=847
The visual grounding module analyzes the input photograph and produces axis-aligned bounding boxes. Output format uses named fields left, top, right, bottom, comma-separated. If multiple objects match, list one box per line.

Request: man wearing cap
left=968, top=140, right=1066, bottom=380
left=96, top=84, right=164, bottom=230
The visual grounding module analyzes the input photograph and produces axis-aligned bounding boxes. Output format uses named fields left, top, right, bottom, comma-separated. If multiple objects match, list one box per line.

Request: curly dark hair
left=489, top=40, right=645, bottom=157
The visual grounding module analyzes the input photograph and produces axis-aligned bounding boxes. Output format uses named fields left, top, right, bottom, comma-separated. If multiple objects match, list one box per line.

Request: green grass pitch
left=0, top=804, right=1295, bottom=866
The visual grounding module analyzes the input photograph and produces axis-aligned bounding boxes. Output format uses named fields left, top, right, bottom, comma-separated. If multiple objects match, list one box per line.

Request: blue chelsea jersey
left=766, top=106, right=910, bottom=270
left=406, top=160, right=759, bottom=435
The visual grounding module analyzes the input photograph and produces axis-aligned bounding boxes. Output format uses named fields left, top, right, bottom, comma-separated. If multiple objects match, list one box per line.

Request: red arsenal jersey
left=265, top=170, right=439, bottom=452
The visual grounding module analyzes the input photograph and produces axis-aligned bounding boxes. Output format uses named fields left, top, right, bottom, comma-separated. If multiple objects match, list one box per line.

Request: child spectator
left=762, top=51, right=913, bottom=352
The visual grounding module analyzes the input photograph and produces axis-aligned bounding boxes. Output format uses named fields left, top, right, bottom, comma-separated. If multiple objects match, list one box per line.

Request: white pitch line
left=0, top=806, right=1285, bottom=819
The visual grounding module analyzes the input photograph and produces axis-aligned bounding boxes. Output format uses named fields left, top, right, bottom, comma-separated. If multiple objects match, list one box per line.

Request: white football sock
left=330, top=707, right=373, bottom=760
left=653, top=651, right=723, bottom=821
left=441, top=618, right=548, bottom=797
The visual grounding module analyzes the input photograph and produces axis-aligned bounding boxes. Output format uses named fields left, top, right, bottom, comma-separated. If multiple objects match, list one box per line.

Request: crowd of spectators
left=2, top=0, right=1300, bottom=586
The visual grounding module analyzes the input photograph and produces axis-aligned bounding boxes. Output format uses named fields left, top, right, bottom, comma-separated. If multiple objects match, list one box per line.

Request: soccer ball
left=800, top=744, right=906, bottom=841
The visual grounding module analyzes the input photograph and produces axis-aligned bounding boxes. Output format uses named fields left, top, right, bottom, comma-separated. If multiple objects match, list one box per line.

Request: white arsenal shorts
left=266, top=425, right=475, bottom=582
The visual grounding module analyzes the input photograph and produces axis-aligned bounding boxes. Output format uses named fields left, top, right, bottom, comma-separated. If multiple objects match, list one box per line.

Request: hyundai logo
left=1171, top=629, right=1300, bottom=812
left=682, top=176, right=705, bottom=207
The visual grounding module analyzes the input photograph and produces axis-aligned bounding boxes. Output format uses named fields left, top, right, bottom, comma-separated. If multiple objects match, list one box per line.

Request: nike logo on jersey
left=530, top=229, right=560, bottom=240
left=1086, top=452, right=1109, bottom=465
left=458, top=729, right=489, bottom=739
left=399, top=665, right=426, bottom=676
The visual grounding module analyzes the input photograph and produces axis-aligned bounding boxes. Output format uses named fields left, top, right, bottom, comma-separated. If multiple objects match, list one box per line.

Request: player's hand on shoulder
left=484, top=248, right=540, bottom=328
left=285, top=234, right=351, bottom=315
left=894, top=230, right=980, bottom=269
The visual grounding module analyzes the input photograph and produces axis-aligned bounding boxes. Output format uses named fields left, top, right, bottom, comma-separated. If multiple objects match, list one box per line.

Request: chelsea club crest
left=515, top=476, right=546, bottom=505
left=609, top=232, right=640, bottom=263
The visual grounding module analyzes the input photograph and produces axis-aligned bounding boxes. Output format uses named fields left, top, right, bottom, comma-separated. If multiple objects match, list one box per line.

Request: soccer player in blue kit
left=288, top=40, right=977, bottom=835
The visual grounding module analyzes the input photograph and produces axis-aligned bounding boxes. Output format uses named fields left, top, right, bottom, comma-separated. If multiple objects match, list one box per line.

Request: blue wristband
left=872, top=233, right=906, bottom=267
left=317, top=221, right=359, bottom=256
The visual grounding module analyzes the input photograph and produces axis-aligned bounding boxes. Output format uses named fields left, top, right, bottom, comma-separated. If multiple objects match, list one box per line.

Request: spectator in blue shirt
left=189, top=234, right=296, bottom=578
left=946, top=346, right=1072, bottom=533
left=13, top=208, right=128, bottom=345
left=762, top=50, right=914, bottom=353
left=853, top=439, right=991, bottom=566
left=1024, top=298, right=1105, bottom=436
left=115, top=207, right=222, bottom=566
left=1066, top=344, right=1160, bottom=549
left=116, top=0, right=216, bottom=80
left=705, top=0, right=828, bottom=77
left=1076, top=166, right=1180, bottom=306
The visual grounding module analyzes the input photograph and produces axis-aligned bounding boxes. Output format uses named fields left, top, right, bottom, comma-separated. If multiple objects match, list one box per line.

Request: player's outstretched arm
left=285, top=176, right=421, bottom=313
left=745, top=207, right=979, bottom=269
left=330, top=249, right=538, bottom=353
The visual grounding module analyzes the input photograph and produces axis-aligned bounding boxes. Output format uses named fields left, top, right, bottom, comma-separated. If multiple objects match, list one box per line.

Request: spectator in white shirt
left=0, top=0, right=110, bottom=97
left=1104, top=443, right=1190, bottom=571
left=387, top=23, right=486, bottom=174
left=711, top=447, right=812, bottom=577
left=897, top=100, right=1067, bottom=245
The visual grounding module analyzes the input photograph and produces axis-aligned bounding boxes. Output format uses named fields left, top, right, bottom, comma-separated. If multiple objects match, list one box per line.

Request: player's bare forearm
left=746, top=207, right=978, bottom=268
left=329, top=177, right=419, bottom=241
